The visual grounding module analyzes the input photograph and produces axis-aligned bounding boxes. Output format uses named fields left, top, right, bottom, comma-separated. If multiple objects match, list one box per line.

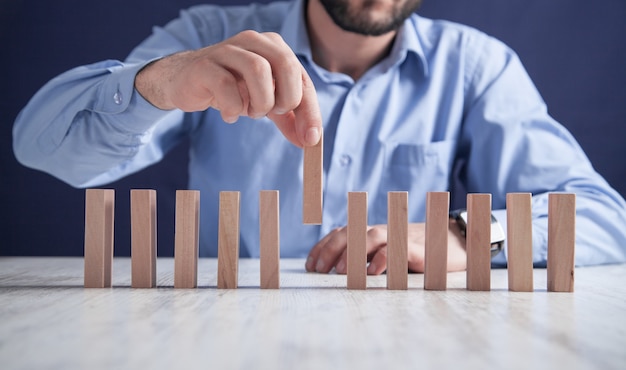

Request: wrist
left=449, top=208, right=505, bottom=257
left=135, top=58, right=175, bottom=110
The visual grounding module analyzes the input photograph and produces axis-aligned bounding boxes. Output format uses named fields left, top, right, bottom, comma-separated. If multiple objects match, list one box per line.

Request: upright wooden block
left=547, top=193, right=576, bottom=292
left=466, top=193, right=491, bottom=291
left=174, top=190, right=200, bottom=289
left=84, top=189, right=115, bottom=288
left=260, top=190, right=280, bottom=289
left=218, top=191, right=240, bottom=289
left=506, top=193, right=534, bottom=292
left=347, top=192, right=367, bottom=290
left=131, top=189, right=157, bottom=288
left=387, top=192, right=408, bottom=290
left=424, top=192, right=450, bottom=291
left=303, top=131, right=323, bottom=225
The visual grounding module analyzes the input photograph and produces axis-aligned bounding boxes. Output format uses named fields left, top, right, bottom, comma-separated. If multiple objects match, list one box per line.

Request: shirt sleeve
left=11, top=7, right=221, bottom=188
left=458, top=34, right=626, bottom=267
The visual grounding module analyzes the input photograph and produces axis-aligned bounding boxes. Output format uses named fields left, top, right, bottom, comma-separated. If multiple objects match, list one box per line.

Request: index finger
left=267, top=65, right=322, bottom=147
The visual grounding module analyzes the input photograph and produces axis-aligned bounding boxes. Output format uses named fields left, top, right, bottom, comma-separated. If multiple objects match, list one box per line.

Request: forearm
left=13, top=60, right=179, bottom=187
left=491, top=185, right=626, bottom=268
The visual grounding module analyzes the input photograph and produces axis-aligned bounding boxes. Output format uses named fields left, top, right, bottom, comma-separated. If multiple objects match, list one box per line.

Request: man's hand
left=305, top=219, right=467, bottom=274
left=135, top=30, right=322, bottom=148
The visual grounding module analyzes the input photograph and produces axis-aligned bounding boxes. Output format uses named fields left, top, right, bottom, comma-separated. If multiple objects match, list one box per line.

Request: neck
left=306, top=0, right=397, bottom=81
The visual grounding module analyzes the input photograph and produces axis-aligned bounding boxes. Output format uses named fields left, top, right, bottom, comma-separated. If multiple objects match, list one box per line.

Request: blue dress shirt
left=13, top=0, right=626, bottom=266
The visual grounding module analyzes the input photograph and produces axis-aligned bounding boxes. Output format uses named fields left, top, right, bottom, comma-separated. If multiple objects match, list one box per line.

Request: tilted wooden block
left=174, top=190, right=200, bottom=289
left=84, top=189, right=115, bottom=288
left=260, top=190, right=280, bottom=289
left=303, top=131, right=323, bottom=225
left=466, top=193, right=491, bottom=291
left=506, top=193, right=533, bottom=292
left=387, top=192, right=408, bottom=290
left=218, top=191, right=241, bottom=289
left=424, top=191, right=450, bottom=291
left=547, top=193, right=576, bottom=292
left=347, top=192, right=367, bottom=290
left=131, top=189, right=157, bottom=288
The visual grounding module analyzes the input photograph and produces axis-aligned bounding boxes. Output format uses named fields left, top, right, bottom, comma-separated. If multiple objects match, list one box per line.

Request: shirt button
left=339, top=154, right=352, bottom=167
left=113, top=91, right=123, bottom=105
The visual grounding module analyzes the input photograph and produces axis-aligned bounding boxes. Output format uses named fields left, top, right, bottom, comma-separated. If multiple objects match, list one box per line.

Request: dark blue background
left=1, top=0, right=624, bottom=256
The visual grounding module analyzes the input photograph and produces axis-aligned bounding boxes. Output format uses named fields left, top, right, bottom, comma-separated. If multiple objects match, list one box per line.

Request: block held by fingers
left=303, top=130, right=323, bottom=225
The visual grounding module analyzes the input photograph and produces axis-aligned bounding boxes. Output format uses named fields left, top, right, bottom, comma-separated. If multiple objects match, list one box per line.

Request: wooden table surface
left=1, top=257, right=625, bottom=370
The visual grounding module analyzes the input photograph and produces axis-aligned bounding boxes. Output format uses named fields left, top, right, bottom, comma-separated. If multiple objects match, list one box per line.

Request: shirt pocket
left=373, top=140, right=457, bottom=223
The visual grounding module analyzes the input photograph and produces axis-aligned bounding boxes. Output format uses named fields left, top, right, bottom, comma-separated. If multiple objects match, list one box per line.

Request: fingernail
left=336, top=260, right=345, bottom=274
left=273, top=107, right=287, bottom=115
left=305, top=127, right=320, bottom=146
left=315, top=259, right=325, bottom=272
left=367, top=262, right=376, bottom=275
left=305, top=256, right=314, bottom=271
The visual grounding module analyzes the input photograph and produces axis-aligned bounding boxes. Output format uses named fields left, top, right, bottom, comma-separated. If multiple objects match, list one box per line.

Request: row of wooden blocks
left=84, top=189, right=575, bottom=292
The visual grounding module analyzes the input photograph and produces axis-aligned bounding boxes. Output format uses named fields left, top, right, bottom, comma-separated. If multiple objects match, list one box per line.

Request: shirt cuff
left=94, top=59, right=174, bottom=134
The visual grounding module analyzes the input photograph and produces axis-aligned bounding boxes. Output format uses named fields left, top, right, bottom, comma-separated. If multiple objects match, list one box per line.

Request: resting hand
left=305, top=220, right=467, bottom=275
left=134, top=30, right=322, bottom=147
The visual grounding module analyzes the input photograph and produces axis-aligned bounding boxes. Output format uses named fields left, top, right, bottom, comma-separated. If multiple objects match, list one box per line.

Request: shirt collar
left=280, top=0, right=429, bottom=78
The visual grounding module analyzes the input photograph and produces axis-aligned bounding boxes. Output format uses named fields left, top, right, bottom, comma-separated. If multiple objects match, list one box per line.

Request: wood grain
left=303, top=131, right=323, bottom=224
left=387, top=192, right=408, bottom=290
left=547, top=193, right=576, bottom=292
left=347, top=192, right=367, bottom=290
left=260, top=190, right=280, bottom=289
left=506, top=193, right=533, bottom=292
left=84, top=189, right=114, bottom=288
left=130, top=189, right=157, bottom=288
left=466, top=193, right=491, bottom=291
left=5, top=258, right=622, bottom=369
left=218, top=191, right=240, bottom=289
left=424, top=191, right=449, bottom=290
left=174, top=190, right=200, bottom=289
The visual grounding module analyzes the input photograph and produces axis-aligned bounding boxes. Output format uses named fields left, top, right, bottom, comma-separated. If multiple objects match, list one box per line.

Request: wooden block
left=174, top=190, right=200, bottom=289
left=218, top=191, right=240, bottom=289
left=424, top=191, right=450, bottom=291
left=84, top=189, right=114, bottom=288
left=260, top=190, right=280, bottom=289
left=466, top=193, right=491, bottom=291
left=303, top=131, right=323, bottom=224
left=131, top=189, right=157, bottom=288
left=347, top=192, right=367, bottom=290
left=547, top=193, right=576, bottom=292
left=506, top=193, right=534, bottom=292
left=387, top=192, right=408, bottom=290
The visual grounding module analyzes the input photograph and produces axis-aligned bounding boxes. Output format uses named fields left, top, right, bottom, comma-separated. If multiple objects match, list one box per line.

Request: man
left=13, top=0, right=626, bottom=274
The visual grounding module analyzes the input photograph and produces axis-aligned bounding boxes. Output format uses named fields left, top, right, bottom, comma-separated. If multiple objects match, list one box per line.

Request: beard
left=318, top=0, right=423, bottom=36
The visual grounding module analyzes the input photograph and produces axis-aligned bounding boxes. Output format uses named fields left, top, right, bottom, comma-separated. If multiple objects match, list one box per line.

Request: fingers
left=236, top=32, right=322, bottom=147
left=364, top=226, right=389, bottom=275
left=225, top=31, right=301, bottom=119
left=305, top=227, right=347, bottom=273
left=367, top=246, right=388, bottom=275
left=306, top=225, right=389, bottom=275
left=255, top=32, right=304, bottom=116
left=292, top=68, right=322, bottom=146
left=185, top=31, right=322, bottom=147
left=264, top=61, right=321, bottom=147
left=203, top=31, right=322, bottom=147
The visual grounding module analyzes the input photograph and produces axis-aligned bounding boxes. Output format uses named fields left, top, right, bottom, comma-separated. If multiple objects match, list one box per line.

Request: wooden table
left=1, top=258, right=625, bottom=370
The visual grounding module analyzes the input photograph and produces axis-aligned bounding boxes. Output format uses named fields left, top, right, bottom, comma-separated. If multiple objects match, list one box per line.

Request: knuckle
left=213, top=70, right=237, bottom=90
left=237, top=29, right=260, bottom=40
left=262, top=31, right=285, bottom=43
left=367, top=227, right=386, bottom=242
